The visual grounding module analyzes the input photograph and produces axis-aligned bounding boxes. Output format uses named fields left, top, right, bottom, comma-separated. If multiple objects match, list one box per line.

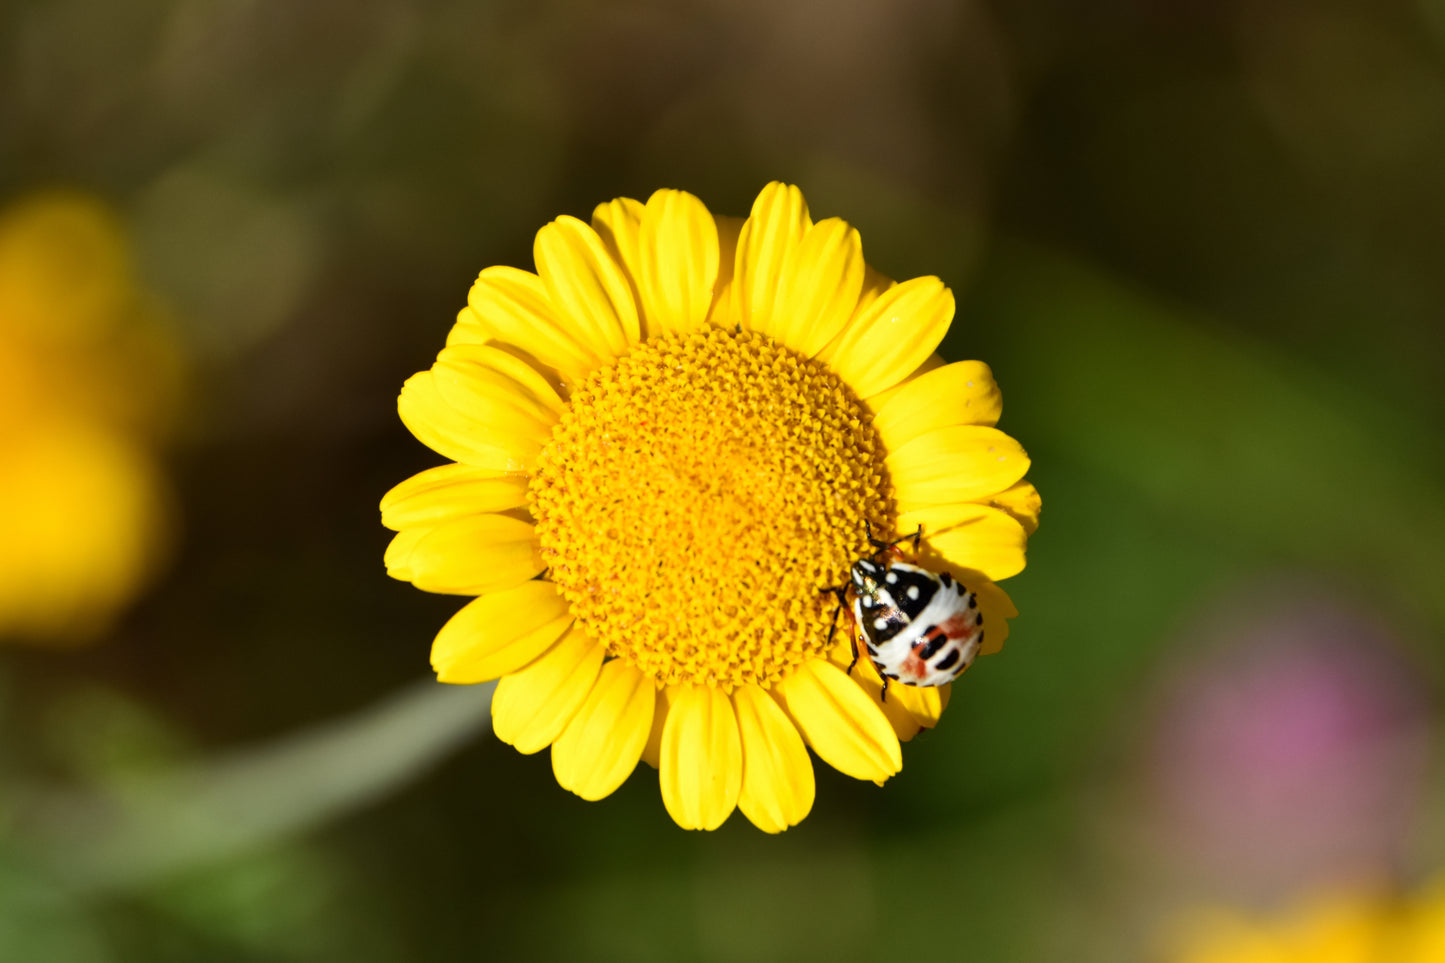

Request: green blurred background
left=2, top=0, right=1443, bottom=959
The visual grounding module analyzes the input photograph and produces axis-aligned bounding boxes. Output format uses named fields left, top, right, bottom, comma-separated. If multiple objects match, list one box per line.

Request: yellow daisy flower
left=0, top=192, right=180, bottom=643
left=382, top=183, right=1040, bottom=831
left=1168, top=877, right=1445, bottom=963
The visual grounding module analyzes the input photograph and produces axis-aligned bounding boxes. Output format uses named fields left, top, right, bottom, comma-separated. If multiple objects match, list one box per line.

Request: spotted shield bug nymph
left=826, top=526, right=984, bottom=701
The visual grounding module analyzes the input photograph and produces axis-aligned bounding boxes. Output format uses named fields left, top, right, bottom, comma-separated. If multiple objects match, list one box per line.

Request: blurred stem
left=15, top=680, right=493, bottom=893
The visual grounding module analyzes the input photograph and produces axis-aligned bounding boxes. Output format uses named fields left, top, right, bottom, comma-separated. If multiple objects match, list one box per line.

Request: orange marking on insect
left=938, top=613, right=975, bottom=639
left=901, top=650, right=929, bottom=681
left=921, top=625, right=949, bottom=647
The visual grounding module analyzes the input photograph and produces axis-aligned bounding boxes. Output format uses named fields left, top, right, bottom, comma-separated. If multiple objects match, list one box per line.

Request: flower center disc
left=530, top=329, right=891, bottom=690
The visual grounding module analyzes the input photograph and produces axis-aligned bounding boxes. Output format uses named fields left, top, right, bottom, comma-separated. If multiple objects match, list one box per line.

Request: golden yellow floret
left=530, top=328, right=890, bottom=690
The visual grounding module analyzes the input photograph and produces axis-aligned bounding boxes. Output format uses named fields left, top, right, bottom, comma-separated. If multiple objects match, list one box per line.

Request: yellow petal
left=890, top=679, right=950, bottom=730
left=444, top=343, right=564, bottom=410
left=854, top=264, right=894, bottom=315
left=896, top=502, right=1029, bottom=581
left=491, top=625, right=606, bottom=754
left=591, top=197, right=645, bottom=283
left=382, top=528, right=427, bottom=582
left=845, top=637, right=952, bottom=731
left=865, top=352, right=946, bottom=413
left=640, top=684, right=678, bottom=769
left=888, top=425, right=1031, bottom=508
left=971, top=577, right=1017, bottom=655
left=590, top=197, right=646, bottom=335
left=733, top=684, right=814, bottom=833
left=732, top=182, right=810, bottom=334
left=838, top=650, right=925, bottom=742
left=772, top=659, right=901, bottom=782
left=769, top=217, right=864, bottom=357
left=445, top=306, right=488, bottom=347
left=427, top=344, right=562, bottom=470
left=891, top=713, right=924, bottom=743
left=659, top=685, right=742, bottom=830
left=872, top=360, right=1002, bottom=452
left=707, top=214, right=745, bottom=327
left=398, top=367, right=511, bottom=468
left=430, top=581, right=572, bottom=683
left=397, top=370, right=525, bottom=470
left=982, top=480, right=1042, bottom=536
left=636, top=189, right=719, bottom=338
left=551, top=659, right=654, bottom=800
left=534, top=215, right=639, bottom=358
left=817, top=275, right=954, bottom=399
left=380, top=464, right=529, bottom=531
left=463, top=267, right=599, bottom=383
left=403, top=513, right=544, bottom=595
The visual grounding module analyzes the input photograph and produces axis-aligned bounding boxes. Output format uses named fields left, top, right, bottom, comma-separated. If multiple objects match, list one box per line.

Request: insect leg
left=866, top=521, right=926, bottom=558
left=882, top=525, right=923, bottom=551
left=822, top=585, right=849, bottom=645
left=831, top=592, right=864, bottom=677
left=880, top=675, right=890, bottom=703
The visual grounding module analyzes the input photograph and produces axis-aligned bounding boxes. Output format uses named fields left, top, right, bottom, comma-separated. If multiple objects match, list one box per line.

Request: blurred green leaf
left=972, top=246, right=1445, bottom=634
left=0, top=860, right=110, bottom=963
left=15, top=680, right=492, bottom=893
left=42, top=685, right=192, bottom=791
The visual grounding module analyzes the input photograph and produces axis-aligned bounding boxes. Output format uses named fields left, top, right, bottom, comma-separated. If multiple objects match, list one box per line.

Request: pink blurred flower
left=1149, top=587, right=1433, bottom=897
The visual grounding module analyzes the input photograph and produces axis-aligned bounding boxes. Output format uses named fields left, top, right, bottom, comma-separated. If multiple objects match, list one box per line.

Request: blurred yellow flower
left=1169, top=878, right=1445, bottom=963
left=384, top=183, right=1039, bottom=831
left=0, top=193, right=181, bottom=643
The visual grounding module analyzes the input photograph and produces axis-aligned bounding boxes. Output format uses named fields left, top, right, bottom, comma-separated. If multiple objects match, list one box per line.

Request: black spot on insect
left=919, top=631, right=949, bottom=660
left=975, top=613, right=984, bottom=626
left=968, top=594, right=977, bottom=609
left=890, top=568, right=937, bottom=619
left=934, top=649, right=962, bottom=672
left=939, top=572, right=953, bottom=587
